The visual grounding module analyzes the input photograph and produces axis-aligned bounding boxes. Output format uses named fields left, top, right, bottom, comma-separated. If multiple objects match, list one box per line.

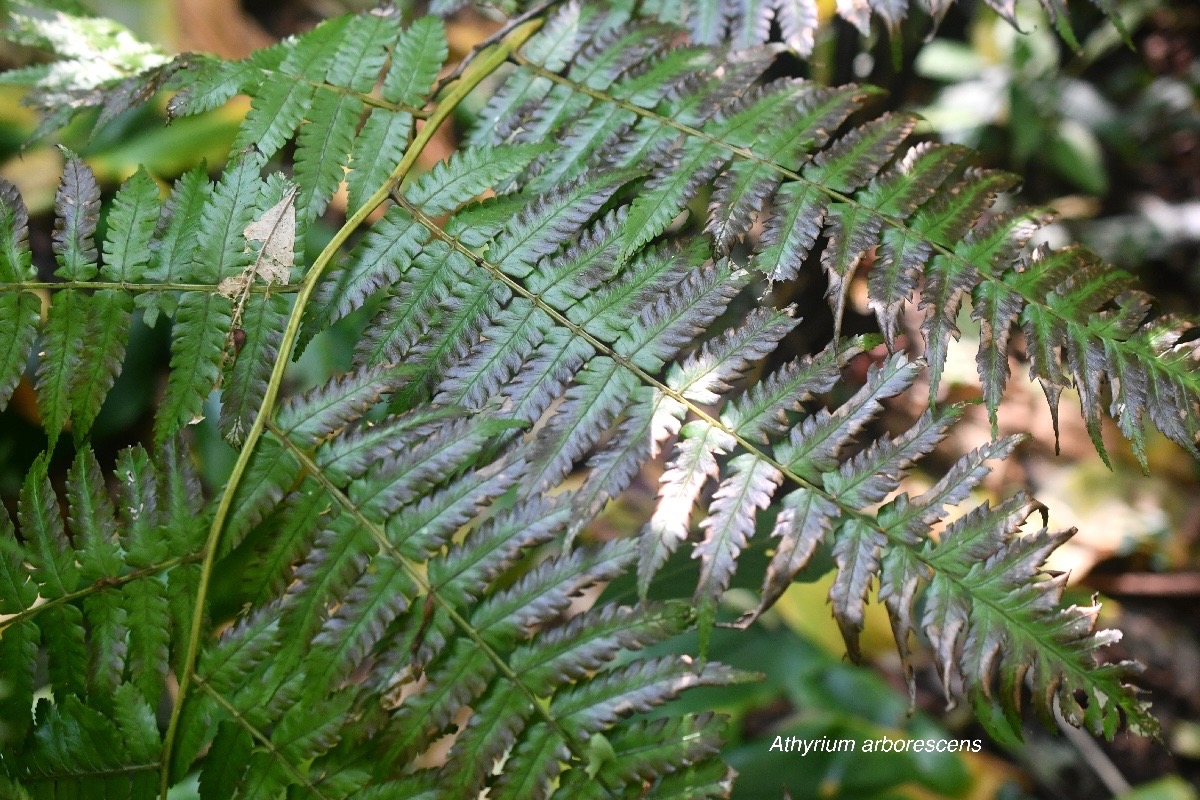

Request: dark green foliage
left=0, top=1, right=1179, bottom=797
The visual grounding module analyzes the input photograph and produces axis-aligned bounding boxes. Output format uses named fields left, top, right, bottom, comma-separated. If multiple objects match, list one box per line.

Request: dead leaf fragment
left=244, top=188, right=297, bottom=286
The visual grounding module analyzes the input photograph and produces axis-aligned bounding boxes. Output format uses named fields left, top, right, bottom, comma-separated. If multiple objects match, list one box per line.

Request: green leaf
left=156, top=290, right=233, bottom=443
left=50, top=154, right=101, bottom=281
left=0, top=293, right=38, bottom=415
left=101, top=167, right=161, bottom=283
left=381, top=16, right=447, bottom=106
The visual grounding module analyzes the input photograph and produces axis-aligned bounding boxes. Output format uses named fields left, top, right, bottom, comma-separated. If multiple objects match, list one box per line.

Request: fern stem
left=292, top=74, right=430, bottom=118
left=0, top=553, right=202, bottom=634
left=430, top=0, right=567, bottom=95
left=156, top=20, right=546, bottom=798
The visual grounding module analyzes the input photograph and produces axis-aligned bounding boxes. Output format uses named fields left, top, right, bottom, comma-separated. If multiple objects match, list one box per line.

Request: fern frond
left=0, top=180, right=38, bottom=415
left=152, top=378, right=738, bottom=799
left=498, top=0, right=1121, bottom=54
left=492, top=22, right=1200, bottom=462
left=686, top=353, right=1157, bottom=737
left=0, top=439, right=205, bottom=781
left=0, top=4, right=1171, bottom=796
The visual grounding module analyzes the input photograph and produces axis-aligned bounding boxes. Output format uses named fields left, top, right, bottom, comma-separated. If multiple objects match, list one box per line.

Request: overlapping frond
left=0, top=363, right=742, bottom=798
left=438, top=0, right=1124, bottom=54
left=0, top=441, right=203, bottom=779
left=638, top=332, right=1154, bottom=741
left=0, top=11, right=450, bottom=444
left=483, top=9, right=1200, bottom=465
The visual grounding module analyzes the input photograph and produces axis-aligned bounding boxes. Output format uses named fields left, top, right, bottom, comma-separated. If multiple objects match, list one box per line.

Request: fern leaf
left=746, top=487, right=839, bottom=620
left=391, top=265, right=509, bottom=409
left=220, top=293, right=288, bottom=446
left=157, top=291, right=233, bottom=442
left=276, top=362, right=413, bottom=442
left=475, top=539, right=637, bottom=637
left=139, top=164, right=212, bottom=326
left=589, top=712, right=724, bottom=786
left=124, top=577, right=171, bottom=706
left=285, top=14, right=408, bottom=218
left=312, top=144, right=543, bottom=344
left=753, top=180, right=828, bottom=282
left=50, top=154, right=101, bottom=281
left=193, top=152, right=264, bottom=286
left=66, top=445, right=122, bottom=584
left=83, top=588, right=128, bottom=696
left=166, top=56, right=256, bottom=118
left=295, top=92, right=362, bottom=222
left=694, top=453, right=783, bottom=612
left=467, top=5, right=592, bottom=148
left=707, top=83, right=862, bottom=252
left=56, top=167, right=161, bottom=436
left=624, top=264, right=748, bottom=371
left=235, top=79, right=316, bottom=160
left=381, top=16, right=447, bottom=106
left=972, top=279, right=1026, bottom=435
left=0, top=503, right=37, bottom=746
left=493, top=171, right=633, bottom=279
left=921, top=502, right=1157, bottom=738
left=35, top=158, right=103, bottom=444
left=669, top=307, right=801, bottom=404
left=101, top=166, right=161, bottom=283
left=600, top=0, right=1108, bottom=51
left=309, top=208, right=428, bottom=338
left=876, top=544, right=928, bottom=704
left=0, top=6, right=1174, bottom=793
left=409, top=144, right=550, bottom=216
left=640, top=420, right=735, bottom=595
left=777, top=354, right=918, bottom=479
left=0, top=617, right=38, bottom=747
left=494, top=657, right=742, bottom=800
left=829, top=517, right=888, bottom=661
left=720, top=338, right=866, bottom=445
left=623, top=137, right=725, bottom=258
left=864, top=142, right=970, bottom=345
left=4, top=695, right=161, bottom=795
left=822, top=405, right=959, bottom=507
left=549, top=656, right=745, bottom=736
left=427, top=496, right=571, bottom=609
left=347, top=108, right=413, bottom=212
left=199, top=611, right=281, bottom=698
left=156, top=156, right=261, bottom=440
left=434, top=301, right=553, bottom=409
left=774, top=0, right=821, bottom=53
left=441, top=602, right=691, bottom=797
left=517, top=28, right=661, bottom=154
left=19, top=455, right=78, bottom=599
left=228, top=16, right=351, bottom=151
left=73, top=290, right=132, bottom=437
left=199, top=722, right=253, bottom=800
left=525, top=359, right=639, bottom=496
left=0, top=179, right=37, bottom=414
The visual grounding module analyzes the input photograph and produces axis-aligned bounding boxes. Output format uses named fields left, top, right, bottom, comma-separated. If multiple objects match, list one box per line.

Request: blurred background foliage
left=1, top=0, right=1199, bottom=798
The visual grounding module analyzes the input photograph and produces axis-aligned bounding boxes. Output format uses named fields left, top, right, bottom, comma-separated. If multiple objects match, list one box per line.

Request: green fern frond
left=0, top=443, right=203, bottom=761
left=0, top=3, right=1175, bottom=797
left=486, top=16, right=1200, bottom=463
left=0, top=180, right=38, bottom=414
